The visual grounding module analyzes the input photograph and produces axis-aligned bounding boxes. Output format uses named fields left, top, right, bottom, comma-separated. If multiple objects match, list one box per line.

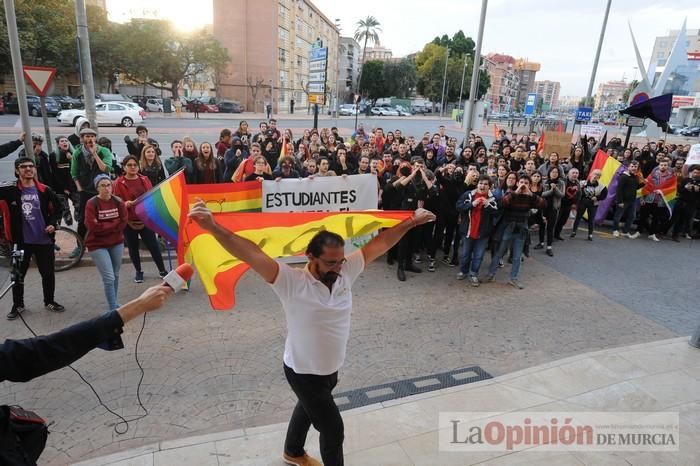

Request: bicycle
left=53, top=226, right=85, bottom=271
left=0, top=226, right=84, bottom=272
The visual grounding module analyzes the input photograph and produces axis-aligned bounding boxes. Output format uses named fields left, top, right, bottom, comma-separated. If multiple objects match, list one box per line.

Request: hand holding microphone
left=117, top=263, right=194, bottom=323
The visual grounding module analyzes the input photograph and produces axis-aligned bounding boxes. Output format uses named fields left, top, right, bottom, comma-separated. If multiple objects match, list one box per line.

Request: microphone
left=162, top=263, right=194, bottom=292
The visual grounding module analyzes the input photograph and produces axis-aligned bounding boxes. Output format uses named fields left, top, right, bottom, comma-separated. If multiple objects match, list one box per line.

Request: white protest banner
left=262, top=174, right=380, bottom=256
left=579, top=124, right=605, bottom=140
left=685, top=144, right=700, bottom=166
left=262, top=174, right=378, bottom=212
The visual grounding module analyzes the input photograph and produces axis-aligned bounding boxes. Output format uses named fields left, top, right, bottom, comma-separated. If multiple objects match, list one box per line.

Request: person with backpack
left=84, top=174, right=128, bottom=312
left=113, top=155, right=169, bottom=283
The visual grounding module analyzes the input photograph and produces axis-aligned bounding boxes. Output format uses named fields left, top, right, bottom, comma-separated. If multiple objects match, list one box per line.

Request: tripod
left=0, top=245, right=23, bottom=301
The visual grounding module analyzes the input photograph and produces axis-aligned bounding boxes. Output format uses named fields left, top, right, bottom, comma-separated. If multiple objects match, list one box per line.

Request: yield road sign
left=23, top=66, right=57, bottom=96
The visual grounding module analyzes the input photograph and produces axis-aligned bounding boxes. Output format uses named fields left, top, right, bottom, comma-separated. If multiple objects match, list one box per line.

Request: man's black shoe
left=405, top=264, right=422, bottom=273
left=7, top=305, right=25, bottom=320
left=671, top=236, right=680, bottom=243
left=397, top=267, right=406, bottom=281
left=554, top=235, right=565, bottom=241
left=45, top=302, right=66, bottom=313
left=546, top=248, right=554, bottom=257
left=534, top=243, right=544, bottom=250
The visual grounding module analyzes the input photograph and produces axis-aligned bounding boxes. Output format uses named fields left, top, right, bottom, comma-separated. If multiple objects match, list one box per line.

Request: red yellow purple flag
left=182, top=211, right=412, bottom=310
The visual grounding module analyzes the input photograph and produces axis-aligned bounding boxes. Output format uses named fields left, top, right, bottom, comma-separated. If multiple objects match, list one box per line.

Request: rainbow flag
left=133, top=169, right=186, bottom=244
left=640, top=169, right=677, bottom=215
left=183, top=211, right=412, bottom=310
left=589, top=150, right=624, bottom=225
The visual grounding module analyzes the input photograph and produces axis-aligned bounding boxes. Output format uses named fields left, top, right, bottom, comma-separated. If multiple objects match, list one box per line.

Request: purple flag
left=595, top=164, right=626, bottom=225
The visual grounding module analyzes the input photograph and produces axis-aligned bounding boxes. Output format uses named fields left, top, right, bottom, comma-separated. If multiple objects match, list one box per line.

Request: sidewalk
left=74, top=336, right=700, bottom=466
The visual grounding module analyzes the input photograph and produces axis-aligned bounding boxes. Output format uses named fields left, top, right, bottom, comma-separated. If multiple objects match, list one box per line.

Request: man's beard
left=320, top=271, right=339, bottom=287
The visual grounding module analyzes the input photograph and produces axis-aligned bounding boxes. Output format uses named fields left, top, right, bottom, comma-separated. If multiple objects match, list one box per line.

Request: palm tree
left=354, top=16, right=381, bottom=95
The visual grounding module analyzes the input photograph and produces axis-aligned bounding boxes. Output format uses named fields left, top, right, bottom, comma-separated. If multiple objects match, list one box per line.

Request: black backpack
left=0, top=405, right=48, bottom=466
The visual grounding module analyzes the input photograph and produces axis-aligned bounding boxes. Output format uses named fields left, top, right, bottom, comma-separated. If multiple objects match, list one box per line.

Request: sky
left=106, top=0, right=700, bottom=97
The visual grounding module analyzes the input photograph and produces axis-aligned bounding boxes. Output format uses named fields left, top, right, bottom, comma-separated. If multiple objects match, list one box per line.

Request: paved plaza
left=1, top=228, right=695, bottom=465
left=0, top=112, right=697, bottom=464
left=76, top=336, right=700, bottom=466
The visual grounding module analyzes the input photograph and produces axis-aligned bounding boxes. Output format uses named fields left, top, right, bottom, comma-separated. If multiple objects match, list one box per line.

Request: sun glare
left=106, top=0, right=213, bottom=32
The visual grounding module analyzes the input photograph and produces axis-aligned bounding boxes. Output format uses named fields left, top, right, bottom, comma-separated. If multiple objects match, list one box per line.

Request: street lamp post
left=439, top=47, right=449, bottom=118
left=3, top=0, right=33, bottom=156
left=465, top=0, right=488, bottom=141
left=458, top=55, right=468, bottom=123
left=585, top=0, right=612, bottom=106
left=334, top=19, right=341, bottom=127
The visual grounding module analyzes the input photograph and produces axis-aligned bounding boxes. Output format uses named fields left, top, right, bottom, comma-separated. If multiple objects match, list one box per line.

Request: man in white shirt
left=189, top=201, right=435, bottom=466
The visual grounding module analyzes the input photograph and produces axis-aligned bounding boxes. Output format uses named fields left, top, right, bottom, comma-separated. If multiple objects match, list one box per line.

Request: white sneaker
left=686, top=234, right=693, bottom=240
left=612, top=230, right=620, bottom=237
left=456, top=272, right=466, bottom=280
left=627, top=232, right=640, bottom=239
left=649, top=234, right=660, bottom=242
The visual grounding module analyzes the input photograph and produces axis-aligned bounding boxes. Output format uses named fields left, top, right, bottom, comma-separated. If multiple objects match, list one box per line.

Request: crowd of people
left=0, top=117, right=698, bottom=317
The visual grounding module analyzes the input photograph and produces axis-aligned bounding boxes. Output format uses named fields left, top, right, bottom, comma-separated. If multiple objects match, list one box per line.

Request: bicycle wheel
left=54, top=226, right=85, bottom=272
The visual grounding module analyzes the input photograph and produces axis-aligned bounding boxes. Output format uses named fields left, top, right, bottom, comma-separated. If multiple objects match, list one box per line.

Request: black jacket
left=0, top=181, right=61, bottom=245
left=125, top=137, right=161, bottom=157
left=0, top=139, right=22, bottom=159
left=1, top=312, right=125, bottom=464
left=677, top=177, right=700, bottom=207
left=456, top=189, right=499, bottom=238
left=616, top=170, right=645, bottom=204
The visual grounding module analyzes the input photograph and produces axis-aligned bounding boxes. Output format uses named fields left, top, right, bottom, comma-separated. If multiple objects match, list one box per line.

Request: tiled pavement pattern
left=0, top=234, right=688, bottom=465
left=77, top=337, right=700, bottom=465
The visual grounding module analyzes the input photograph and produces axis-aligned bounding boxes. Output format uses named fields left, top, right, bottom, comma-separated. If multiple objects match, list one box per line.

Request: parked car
left=5, top=95, right=61, bottom=117
left=56, top=102, right=144, bottom=127
left=680, top=126, right=700, bottom=137
left=146, top=98, right=164, bottom=112
left=185, top=99, right=219, bottom=113
left=217, top=100, right=244, bottom=113
left=394, top=105, right=412, bottom=116
left=95, top=93, right=129, bottom=102
left=54, top=95, right=83, bottom=110
left=370, top=106, right=399, bottom=116
left=338, top=104, right=359, bottom=116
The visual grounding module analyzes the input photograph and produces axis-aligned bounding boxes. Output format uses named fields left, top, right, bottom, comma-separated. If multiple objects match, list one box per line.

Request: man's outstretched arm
left=0, top=285, right=173, bottom=383
left=188, top=200, right=279, bottom=283
left=361, top=208, right=436, bottom=264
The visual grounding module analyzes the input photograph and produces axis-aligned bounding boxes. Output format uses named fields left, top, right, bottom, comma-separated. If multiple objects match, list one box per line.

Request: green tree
left=359, top=60, right=385, bottom=104
left=0, top=0, right=78, bottom=75
left=383, top=59, right=417, bottom=98
left=431, top=30, right=474, bottom=57
left=416, top=43, right=449, bottom=107
left=116, top=19, right=229, bottom=100
left=354, top=16, right=381, bottom=95
left=416, top=42, right=489, bottom=109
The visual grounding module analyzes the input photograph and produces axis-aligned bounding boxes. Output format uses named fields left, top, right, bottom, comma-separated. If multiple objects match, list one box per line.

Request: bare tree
left=246, top=75, right=265, bottom=113
left=301, top=80, right=313, bottom=114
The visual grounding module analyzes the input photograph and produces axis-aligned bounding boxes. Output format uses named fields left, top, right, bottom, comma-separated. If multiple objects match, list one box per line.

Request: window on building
left=279, top=27, right=289, bottom=41
left=297, top=55, right=303, bottom=66
left=296, top=36, right=310, bottom=53
left=279, top=4, right=288, bottom=19
left=279, top=48, right=287, bottom=63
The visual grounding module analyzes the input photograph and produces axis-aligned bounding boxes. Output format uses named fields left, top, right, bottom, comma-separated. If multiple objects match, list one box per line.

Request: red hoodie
left=84, top=195, right=128, bottom=251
